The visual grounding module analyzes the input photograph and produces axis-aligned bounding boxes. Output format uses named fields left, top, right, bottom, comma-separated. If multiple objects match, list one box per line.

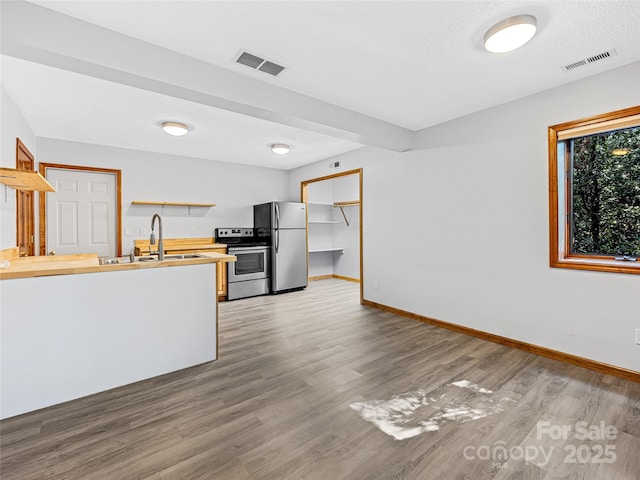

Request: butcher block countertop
left=134, top=237, right=227, bottom=256
left=0, top=251, right=236, bottom=280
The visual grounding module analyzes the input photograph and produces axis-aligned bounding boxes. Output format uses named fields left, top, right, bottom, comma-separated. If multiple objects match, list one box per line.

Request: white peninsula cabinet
left=0, top=252, right=234, bottom=419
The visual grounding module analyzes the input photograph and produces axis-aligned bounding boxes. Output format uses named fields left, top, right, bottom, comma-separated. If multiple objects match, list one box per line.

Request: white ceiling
left=3, top=0, right=640, bottom=170
left=1, top=55, right=362, bottom=170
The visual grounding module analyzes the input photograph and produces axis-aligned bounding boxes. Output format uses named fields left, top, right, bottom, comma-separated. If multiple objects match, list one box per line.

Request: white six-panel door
left=45, top=168, right=117, bottom=257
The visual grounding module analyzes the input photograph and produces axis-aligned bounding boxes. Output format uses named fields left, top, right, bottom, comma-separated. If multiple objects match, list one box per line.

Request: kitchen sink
left=99, top=254, right=135, bottom=264
left=164, top=254, right=205, bottom=260
left=100, top=257, right=123, bottom=265
left=135, top=256, right=158, bottom=262
left=135, top=254, right=205, bottom=262
left=100, top=253, right=207, bottom=264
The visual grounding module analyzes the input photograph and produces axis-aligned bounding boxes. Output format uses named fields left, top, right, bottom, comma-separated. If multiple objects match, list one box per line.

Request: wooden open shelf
left=308, top=200, right=360, bottom=226
left=334, top=200, right=359, bottom=226
left=131, top=201, right=216, bottom=207
left=0, top=168, right=55, bottom=192
left=333, top=200, right=360, bottom=207
left=307, top=201, right=360, bottom=207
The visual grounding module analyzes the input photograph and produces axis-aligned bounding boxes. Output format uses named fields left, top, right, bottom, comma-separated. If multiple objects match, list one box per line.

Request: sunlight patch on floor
left=350, top=380, right=514, bottom=440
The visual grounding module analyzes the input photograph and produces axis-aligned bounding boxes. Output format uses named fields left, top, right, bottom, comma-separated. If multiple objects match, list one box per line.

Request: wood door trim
left=300, top=168, right=363, bottom=303
left=301, top=168, right=362, bottom=185
left=16, top=138, right=34, bottom=163
left=16, top=139, right=35, bottom=256
left=38, top=163, right=123, bottom=257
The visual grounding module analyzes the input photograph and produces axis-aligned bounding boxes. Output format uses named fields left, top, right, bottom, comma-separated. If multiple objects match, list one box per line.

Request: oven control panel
left=215, top=228, right=254, bottom=238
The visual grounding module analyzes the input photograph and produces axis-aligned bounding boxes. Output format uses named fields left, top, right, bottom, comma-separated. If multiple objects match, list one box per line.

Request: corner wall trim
left=361, top=299, right=639, bottom=383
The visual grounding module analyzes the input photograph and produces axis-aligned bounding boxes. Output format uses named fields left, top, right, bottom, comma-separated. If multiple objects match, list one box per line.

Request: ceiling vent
left=234, top=50, right=286, bottom=77
left=562, top=49, right=617, bottom=72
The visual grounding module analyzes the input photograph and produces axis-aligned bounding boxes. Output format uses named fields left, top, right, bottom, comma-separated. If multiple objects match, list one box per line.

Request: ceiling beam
left=1, top=1, right=414, bottom=152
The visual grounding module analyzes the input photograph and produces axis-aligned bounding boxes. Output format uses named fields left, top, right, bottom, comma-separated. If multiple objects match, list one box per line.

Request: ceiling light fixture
left=484, top=15, right=537, bottom=53
left=271, top=144, right=291, bottom=155
left=162, top=121, right=189, bottom=137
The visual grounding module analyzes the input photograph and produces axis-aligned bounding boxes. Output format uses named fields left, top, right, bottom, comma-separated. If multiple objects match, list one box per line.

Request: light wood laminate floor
left=1, top=279, right=639, bottom=479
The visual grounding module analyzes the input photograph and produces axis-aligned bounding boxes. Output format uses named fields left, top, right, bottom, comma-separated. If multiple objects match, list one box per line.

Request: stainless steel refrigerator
left=254, top=201, right=308, bottom=294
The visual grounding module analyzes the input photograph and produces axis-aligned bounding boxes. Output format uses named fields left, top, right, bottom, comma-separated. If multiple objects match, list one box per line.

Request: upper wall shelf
left=131, top=201, right=216, bottom=207
left=307, top=200, right=360, bottom=208
left=131, top=201, right=216, bottom=215
left=333, top=200, right=359, bottom=226
left=333, top=200, right=360, bottom=207
left=307, top=200, right=360, bottom=226
left=0, top=168, right=55, bottom=192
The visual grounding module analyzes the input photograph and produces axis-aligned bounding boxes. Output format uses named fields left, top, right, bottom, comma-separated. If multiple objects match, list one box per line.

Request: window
left=548, top=106, right=640, bottom=274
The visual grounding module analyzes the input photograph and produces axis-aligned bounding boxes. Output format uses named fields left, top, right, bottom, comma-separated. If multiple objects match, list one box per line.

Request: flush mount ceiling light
left=271, top=144, right=291, bottom=155
left=484, top=14, right=537, bottom=53
left=162, top=121, right=189, bottom=137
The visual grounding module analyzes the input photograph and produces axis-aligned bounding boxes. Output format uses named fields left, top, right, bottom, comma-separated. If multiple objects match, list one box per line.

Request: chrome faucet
left=150, top=213, right=164, bottom=261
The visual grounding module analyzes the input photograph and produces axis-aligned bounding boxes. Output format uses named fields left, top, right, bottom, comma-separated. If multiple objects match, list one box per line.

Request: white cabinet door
left=45, top=168, right=117, bottom=257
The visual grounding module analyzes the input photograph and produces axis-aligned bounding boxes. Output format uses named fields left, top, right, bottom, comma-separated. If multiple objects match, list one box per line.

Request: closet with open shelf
left=304, top=173, right=360, bottom=281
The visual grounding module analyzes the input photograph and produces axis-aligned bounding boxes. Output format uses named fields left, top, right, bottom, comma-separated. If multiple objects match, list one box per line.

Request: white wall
left=36, top=138, right=290, bottom=254
left=290, top=61, right=640, bottom=372
left=0, top=87, right=37, bottom=250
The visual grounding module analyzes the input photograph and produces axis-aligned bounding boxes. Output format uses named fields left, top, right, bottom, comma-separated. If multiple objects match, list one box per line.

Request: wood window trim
left=38, top=163, right=123, bottom=257
left=300, top=168, right=364, bottom=302
left=548, top=106, right=640, bottom=275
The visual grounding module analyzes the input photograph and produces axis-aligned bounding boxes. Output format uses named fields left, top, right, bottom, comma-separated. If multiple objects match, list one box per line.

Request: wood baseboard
left=332, top=274, right=360, bottom=283
left=309, top=274, right=360, bottom=283
left=309, top=274, right=334, bottom=281
left=361, top=299, right=639, bottom=383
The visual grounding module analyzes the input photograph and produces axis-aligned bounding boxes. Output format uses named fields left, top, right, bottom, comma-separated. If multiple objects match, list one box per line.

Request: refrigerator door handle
left=275, top=203, right=280, bottom=230
left=275, top=228, right=279, bottom=254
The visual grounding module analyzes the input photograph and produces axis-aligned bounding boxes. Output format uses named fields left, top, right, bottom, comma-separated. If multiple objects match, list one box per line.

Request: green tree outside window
left=570, top=126, right=640, bottom=256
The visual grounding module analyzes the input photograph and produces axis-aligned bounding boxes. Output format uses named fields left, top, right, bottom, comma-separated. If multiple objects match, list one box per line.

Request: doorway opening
left=300, top=168, right=363, bottom=303
left=39, top=163, right=122, bottom=257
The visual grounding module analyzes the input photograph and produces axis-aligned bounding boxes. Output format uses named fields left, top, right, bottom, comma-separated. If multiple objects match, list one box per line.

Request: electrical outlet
left=636, top=329, right=640, bottom=345
left=191, top=227, right=197, bottom=235
left=140, top=227, right=149, bottom=236
left=373, top=280, right=379, bottom=289
left=124, top=227, right=132, bottom=236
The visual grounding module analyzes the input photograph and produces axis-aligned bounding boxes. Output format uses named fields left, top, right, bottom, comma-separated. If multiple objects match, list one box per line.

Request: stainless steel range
left=215, top=228, right=270, bottom=301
